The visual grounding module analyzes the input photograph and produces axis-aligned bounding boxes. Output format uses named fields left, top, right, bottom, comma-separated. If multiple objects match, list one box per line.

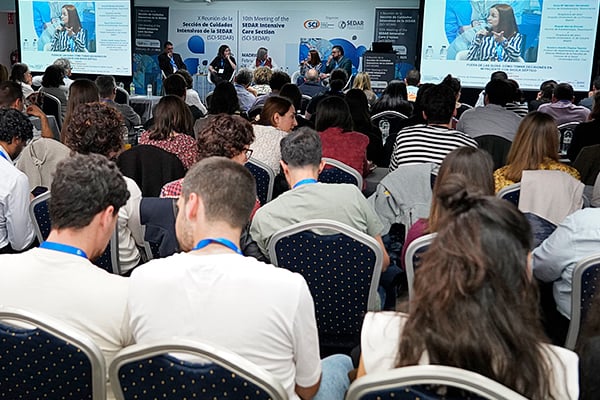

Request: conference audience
left=529, top=79, right=556, bottom=112
left=345, top=88, right=384, bottom=166
left=298, top=68, right=325, bottom=98
left=352, top=72, right=377, bottom=107
left=61, top=78, right=100, bottom=142
left=538, top=82, right=590, bottom=125
left=252, top=66, right=272, bottom=95
left=9, top=63, right=35, bottom=100
left=567, top=91, right=600, bottom=161
left=233, top=68, right=257, bottom=112
left=38, top=64, right=68, bottom=119
left=194, top=81, right=240, bottom=134
left=279, top=83, right=312, bottom=128
left=371, top=80, right=413, bottom=117
left=96, top=75, right=141, bottom=131
left=175, top=69, right=208, bottom=116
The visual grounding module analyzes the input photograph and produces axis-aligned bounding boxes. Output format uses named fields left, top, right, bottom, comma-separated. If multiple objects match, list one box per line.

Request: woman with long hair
left=251, top=96, right=297, bottom=173
left=60, top=78, right=99, bottom=142
left=208, top=44, right=236, bottom=84
left=255, top=47, right=274, bottom=69
left=567, top=91, right=600, bottom=161
left=440, top=74, right=471, bottom=120
left=467, top=3, right=522, bottom=62
left=299, top=49, right=322, bottom=78
left=401, top=147, right=494, bottom=268
left=138, top=95, right=198, bottom=169
left=352, top=72, right=377, bottom=107
left=40, top=65, right=68, bottom=119
left=494, top=111, right=580, bottom=192
left=50, top=4, right=87, bottom=52
left=371, top=80, right=413, bottom=117
left=359, top=175, right=578, bottom=399
left=316, top=96, right=370, bottom=177
left=193, top=81, right=240, bottom=136
left=345, top=88, right=383, bottom=166
left=9, top=63, right=34, bottom=100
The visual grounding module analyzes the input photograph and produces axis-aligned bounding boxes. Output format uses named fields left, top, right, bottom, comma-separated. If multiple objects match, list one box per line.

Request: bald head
left=305, top=68, right=319, bottom=83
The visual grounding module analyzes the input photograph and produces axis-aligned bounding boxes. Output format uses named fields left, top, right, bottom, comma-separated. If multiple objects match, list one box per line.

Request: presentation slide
left=419, top=0, right=599, bottom=90
left=17, top=0, right=133, bottom=75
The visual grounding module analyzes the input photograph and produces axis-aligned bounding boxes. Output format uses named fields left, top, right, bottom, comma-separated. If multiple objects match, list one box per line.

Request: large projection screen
left=418, top=0, right=600, bottom=90
left=16, top=0, right=133, bottom=76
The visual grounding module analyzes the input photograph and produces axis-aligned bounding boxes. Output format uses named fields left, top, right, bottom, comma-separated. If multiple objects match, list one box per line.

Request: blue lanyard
left=40, top=241, right=88, bottom=259
left=293, top=178, right=318, bottom=189
left=0, top=150, right=8, bottom=161
left=193, top=238, right=242, bottom=255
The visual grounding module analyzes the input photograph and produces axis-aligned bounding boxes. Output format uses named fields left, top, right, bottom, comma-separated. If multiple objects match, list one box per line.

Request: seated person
left=95, top=75, right=141, bottom=131
left=538, top=82, right=591, bottom=125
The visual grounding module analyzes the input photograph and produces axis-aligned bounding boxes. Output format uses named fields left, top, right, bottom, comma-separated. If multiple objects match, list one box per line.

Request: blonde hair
left=503, top=112, right=559, bottom=183
left=352, top=72, right=372, bottom=91
left=253, top=66, right=272, bottom=85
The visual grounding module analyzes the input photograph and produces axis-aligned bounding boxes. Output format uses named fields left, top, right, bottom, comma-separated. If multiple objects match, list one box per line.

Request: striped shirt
left=389, top=124, right=477, bottom=171
left=51, top=28, right=87, bottom=52
left=467, top=33, right=522, bottom=62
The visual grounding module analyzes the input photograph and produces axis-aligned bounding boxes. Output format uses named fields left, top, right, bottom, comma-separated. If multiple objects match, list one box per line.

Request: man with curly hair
left=0, top=108, right=35, bottom=253
left=64, top=102, right=145, bottom=273
left=0, top=153, right=133, bottom=399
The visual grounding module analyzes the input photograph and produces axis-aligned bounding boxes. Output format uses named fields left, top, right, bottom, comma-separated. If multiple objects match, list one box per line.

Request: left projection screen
left=16, top=0, right=133, bottom=75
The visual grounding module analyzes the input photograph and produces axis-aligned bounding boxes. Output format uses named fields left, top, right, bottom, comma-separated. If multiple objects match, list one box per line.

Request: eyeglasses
left=244, top=149, right=253, bottom=160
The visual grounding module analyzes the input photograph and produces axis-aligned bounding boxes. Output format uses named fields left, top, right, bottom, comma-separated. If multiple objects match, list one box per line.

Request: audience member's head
left=175, top=69, right=194, bottom=90
left=257, top=96, right=297, bottom=132
left=235, top=68, right=253, bottom=87
left=345, top=88, right=371, bottom=127
left=279, top=83, right=302, bottom=112
left=0, top=81, right=23, bottom=109
left=491, top=70, right=508, bottom=80
left=352, top=72, right=373, bottom=91
left=304, top=68, right=320, bottom=83
left=163, top=74, right=187, bottom=98
left=330, top=68, right=348, bottom=87
left=411, top=83, right=435, bottom=119
left=53, top=58, right=72, bottom=77
left=315, top=96, right=353, bottom=132
left=61, top=78, right=100, bottom=140
left=208, top=81, right=239, bottom=115
left=372, top=80, right=413, bottom=116
left=179, top=157, right=256, bottom=251
left=484, top=78, right=512, bottom=106
left=49, top=154, right=129, bottom=258
left=253, top=66, right=272, bottom=85
left=0, top=108, right=33, bottom=159
left=590, top=91, right=600, bottom=120
left=553, top=82, right=575, bottom=102
left=41, top=65, right=64, bottom=88
left=398, top=174, right=553, bottom=399
left=421, top=84, right=456, bottom=124
left=592, top=76, right=600, bottom=91
left=504, top=111, right=559, bottom=183
left=196, top=114, right=254, bottom=163
left=405, top=69, right=421, bottom=86
left=538, top=80, right=557, bottom=102
left=150, top=95, right=194, bottom=140
left=441, top=74, right=461, bottom=99
left=95, top=75, right=117, bottom=99
left=428, top=147, right=494, bottom=231
left=64, top=102, right=124, bottom=158
left=507, top=79, right=523, bottom=103
left=280, top=127, right=322, bottom=169
left=9, top=63, right=31, bottom=84
left=269, top=70, right=291, bottom=92
left=0, top=64, right=8, bottom=82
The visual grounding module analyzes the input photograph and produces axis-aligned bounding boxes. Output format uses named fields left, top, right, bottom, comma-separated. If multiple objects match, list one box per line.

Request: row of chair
left=0, top=305, right=529, bottom=400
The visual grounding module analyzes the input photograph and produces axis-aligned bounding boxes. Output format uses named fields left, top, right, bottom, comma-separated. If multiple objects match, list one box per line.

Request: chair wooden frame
left=404, top=233, right=437, bottom=303
left=565, top=253, right=600, bottom=350
left=109, top=338, right=287, bottom=400
left=320, top=157, right=363, bottom=188
left=0, top=306, right=107, bottom=400
left=268, top=219, right=383, bottom=312
left=346, top=365, right=528, bottom=400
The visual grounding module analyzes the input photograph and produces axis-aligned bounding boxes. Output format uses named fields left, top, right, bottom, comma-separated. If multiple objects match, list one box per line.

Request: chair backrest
left=0, top=306, right=106, bottom=400
left=558, top=122, right=579, bottom=155
left=573, top=144, right=600, bottom=185
left=140, top=197, right=179, bottom=260
left=109, top=338, right=287, bottom=400
left=404, top=233, right=436, bottom=303
left=245, top=157, right=275, bottom=205
left=319, top=157, right=363, bottom=188
left=346, top=365, right=528, bottom=400
left=523, top=212, right=557, bottom=248
left=565, top=253, right=600, bottom=350
left=40, top=91, right=63, bottom=128
left=268, top=219, right=383, bottom=349
left=29, top=191, right=121, bottom=274
left=474, top=135, right=512, bottom=170
left=114, top=86, right=130, bottom=105
left=117, top=145, right=186, bottom=197
left=371, top=110, right=408, bottom=145
left=301, top=94, right=312, bottom=114
left=496, top=183, right=521, bottom=206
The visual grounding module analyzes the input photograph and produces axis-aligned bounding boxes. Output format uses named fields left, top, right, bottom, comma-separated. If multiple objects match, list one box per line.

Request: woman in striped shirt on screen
left=50, top=5, right=87, bottom=52
left=467, top=4, right=522, bottom=62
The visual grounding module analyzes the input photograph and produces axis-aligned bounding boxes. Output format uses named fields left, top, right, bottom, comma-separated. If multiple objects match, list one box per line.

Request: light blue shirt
left=532, top=208, right=600, bottom=318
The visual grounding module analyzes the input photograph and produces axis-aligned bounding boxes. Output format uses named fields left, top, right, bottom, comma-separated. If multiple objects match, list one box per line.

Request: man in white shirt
left=128, top=157, right=352, bottom=400
left=0, top=153, right=133, bottom=399
left=0, top=108, right=35, bottom=253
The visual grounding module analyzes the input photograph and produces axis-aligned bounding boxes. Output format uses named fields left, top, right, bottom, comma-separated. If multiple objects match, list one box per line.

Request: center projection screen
left=419, top=0, right=600, bottom=90
left=16, top=0, right=133, bottom=76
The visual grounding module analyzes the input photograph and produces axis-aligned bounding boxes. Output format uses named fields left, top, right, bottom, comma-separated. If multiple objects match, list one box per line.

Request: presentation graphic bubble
left=188, top=36, right=205, bottom=54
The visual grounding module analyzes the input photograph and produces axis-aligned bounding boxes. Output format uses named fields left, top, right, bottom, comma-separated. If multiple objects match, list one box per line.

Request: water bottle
left=146, top=83, right=152, bottom=97
left=439, top=46, right=447, bottom=60
left=424, top=46, right=433, bottom=60
left=32, top=38, right=38, bottom=51
left=129, top=82, right=135, bottom=95
left=23, top=39, right=29, bottom=51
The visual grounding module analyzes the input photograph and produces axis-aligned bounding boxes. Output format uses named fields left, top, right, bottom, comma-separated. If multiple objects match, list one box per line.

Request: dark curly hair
left=197, top=114, right=254, bottom=159
left=41, top=65, right=65, bottom=88
left=64, top=102, right=124, bottom=157
left=0, top=108, right=33, bottom=143
left=50, top=153, right=129, bottom=230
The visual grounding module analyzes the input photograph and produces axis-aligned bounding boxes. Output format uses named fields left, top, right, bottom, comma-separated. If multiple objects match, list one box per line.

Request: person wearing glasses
left=158, top=41, right=187, bottom=78
left=320, top=45, right=352, bottom=80
left=0, top=108, right=36, bottom=253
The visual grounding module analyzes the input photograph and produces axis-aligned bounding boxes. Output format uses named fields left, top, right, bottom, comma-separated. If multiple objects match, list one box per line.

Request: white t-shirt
left=361, top=312, right=579, bottom=399
left=0, top=247, right=133, bottom=399
left=128, top=252, right=322, bottom=400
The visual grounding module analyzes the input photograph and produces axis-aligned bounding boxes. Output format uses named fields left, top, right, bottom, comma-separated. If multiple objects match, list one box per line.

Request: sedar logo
left=303, top=20, right=321, bottom=29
